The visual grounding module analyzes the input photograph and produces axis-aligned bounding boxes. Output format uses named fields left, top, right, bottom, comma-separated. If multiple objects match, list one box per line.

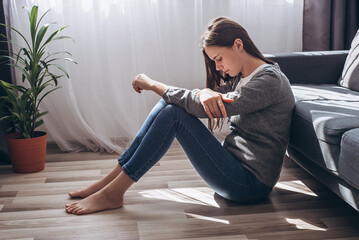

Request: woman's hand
left=132, top=74, right=154, bottom=93
left=132, top=74, right=168, bottom=96
left=198, top=88, right=233, bottom=119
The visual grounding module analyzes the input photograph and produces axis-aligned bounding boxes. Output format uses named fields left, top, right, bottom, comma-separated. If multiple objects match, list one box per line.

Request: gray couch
left=267, top=51, right=359, bottom=211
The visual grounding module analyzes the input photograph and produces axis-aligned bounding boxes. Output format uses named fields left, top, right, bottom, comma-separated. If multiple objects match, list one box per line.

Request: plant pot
left=6, top=131, right=47, bottom=173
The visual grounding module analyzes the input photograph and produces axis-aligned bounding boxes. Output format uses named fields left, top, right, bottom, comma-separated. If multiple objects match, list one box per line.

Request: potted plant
left=0, top=5, right=76, bottom=173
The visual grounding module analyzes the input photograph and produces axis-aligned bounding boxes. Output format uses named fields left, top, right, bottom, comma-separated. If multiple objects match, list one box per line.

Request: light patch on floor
left=275, top=180, right=318, bottom=197
left=139, top=187, right=220, bottom=208
left=186, top=213, right=230, bottom=224
left=286, top=218, right=327, bottom=231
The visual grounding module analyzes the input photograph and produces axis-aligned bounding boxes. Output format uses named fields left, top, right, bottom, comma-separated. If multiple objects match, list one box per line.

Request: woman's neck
left=241, top=54, right=267, bottom=78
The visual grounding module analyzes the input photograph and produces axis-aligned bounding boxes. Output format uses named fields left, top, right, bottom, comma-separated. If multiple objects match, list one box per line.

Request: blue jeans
left=118, top=99, right=272, bottom=203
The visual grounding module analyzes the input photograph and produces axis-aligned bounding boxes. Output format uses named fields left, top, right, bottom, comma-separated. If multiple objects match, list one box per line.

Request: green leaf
left=34, top=119, right=44, bottom=129
left=35, top=9, right=52, bottom=34
left=0, top=23, right=32, bottom=50
left=8, top=110, right=21, bottom=121
left=43, top=57, right=62, bottom=64
left=0, top=33, right=8, bottom=40
left=38, top=86, right=61, bottom=106
left=36, top=111, right=49, bottom=118
left=1, top=90, right=17, bottom=109
left=10, top=64, right=31, bottom=81
left=34, top=24, right=50, bottom=53
left=40, top=25, right=69, bottom=50
left=47, top=73, right=66, bottom=86
left=36, top=82, right=50, bottom=96
left=52, top=64, right=69, bottom=78
left=0, top=39, right=25, bottom=51
left=64, top=57, right=78, bottom=64
left=29, top=6, right=39, bottom=44
left=0, top=80, right=15, bottom=89
left=53, top=35, right=75, bottom=43
left=2, top=54, right=23, bottom=63
left=0, top=116, right=10, bottom=121
left=36, top=69, right=48, bottom=88
left=0, top=80, right=27, bottom=92
left=42, top=51, right=72, bottom=64
left=22, top=132, right=31, bottom=139
left=15, top=48, right=26, bottom=65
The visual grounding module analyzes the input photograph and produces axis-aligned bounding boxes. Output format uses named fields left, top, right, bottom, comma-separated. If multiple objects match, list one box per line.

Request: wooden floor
left=0, top=134, right=359, bottom=240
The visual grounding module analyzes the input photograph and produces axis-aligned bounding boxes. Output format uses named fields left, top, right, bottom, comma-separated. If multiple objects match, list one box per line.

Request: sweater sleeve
left=162, top=87, right=209, bottom=118
left=213, top=82, right=234, bottom=93
left=162, top=69, right=282, bottom=118
left=222, top=71, right=282, bottom=116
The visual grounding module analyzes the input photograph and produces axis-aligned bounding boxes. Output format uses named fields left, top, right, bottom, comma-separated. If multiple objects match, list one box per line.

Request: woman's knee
left=161, top=103, right=186, bottom=116
left=154, top=104, right=191, bottom=125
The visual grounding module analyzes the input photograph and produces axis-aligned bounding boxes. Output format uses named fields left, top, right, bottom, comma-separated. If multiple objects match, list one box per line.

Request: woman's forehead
left=204, top=46, right=229, bottom=60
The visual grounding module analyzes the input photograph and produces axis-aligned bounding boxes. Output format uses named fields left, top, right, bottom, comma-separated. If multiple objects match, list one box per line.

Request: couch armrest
left=264, top=51, right=348, bottom=84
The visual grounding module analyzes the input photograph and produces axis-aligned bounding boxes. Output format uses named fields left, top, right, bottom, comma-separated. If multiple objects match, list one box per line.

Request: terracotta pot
left=6, top=131, right=47, bottom=173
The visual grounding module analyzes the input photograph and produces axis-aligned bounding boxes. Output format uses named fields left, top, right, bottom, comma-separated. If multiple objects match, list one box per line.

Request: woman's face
left=204, top=40, right=243, bottom=77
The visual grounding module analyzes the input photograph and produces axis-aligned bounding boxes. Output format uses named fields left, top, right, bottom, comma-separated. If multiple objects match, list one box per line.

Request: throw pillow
left=339, top=29, right=359, bottom=91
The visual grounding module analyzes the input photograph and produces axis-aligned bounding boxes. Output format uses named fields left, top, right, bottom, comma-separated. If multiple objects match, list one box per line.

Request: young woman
left=65, top=17, right=295, bottom=215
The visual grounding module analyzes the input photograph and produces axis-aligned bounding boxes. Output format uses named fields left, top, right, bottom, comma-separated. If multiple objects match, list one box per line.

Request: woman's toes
left=68, top=192, right=76, bottom=198
left=74, top=206, right=85, bottom=215
left=66, top=203, right=79, bottom=213
left=65, top=203, right=74, bottom=208
left=65, top=202, right=76, bottom=209
left=68, top=190, right=84, bottom=198
left=71, top=207, right=79, bottom=214
left=66, top=206, right=74, bottom=213
left=76, top=209, right=85, bottom=215
left=70, top=206, right=79, bottom=213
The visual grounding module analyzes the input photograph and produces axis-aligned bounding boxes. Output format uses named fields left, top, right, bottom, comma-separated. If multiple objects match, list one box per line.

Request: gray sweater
left=162, top=63, right=295, bottom=187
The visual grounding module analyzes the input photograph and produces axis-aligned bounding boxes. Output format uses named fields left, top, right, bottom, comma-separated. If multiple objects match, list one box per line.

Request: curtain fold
left=303, top=0, right=359, bottom=51
left=4, top=0, right=304, bottom=153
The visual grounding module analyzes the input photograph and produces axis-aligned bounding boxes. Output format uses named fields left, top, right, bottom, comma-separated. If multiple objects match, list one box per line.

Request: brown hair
left=200, top=17, right=274, bottom=131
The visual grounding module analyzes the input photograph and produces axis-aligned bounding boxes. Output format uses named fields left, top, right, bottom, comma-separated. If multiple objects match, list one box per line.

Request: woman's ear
left=233, top=38, right=243, bottom=52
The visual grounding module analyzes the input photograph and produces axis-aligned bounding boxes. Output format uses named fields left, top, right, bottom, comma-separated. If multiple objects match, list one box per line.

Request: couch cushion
left=291, top=84, right=359, bottom=173
left=338, top=30, right=359, bottom=91
left=339, top=128, right=359, bottom=190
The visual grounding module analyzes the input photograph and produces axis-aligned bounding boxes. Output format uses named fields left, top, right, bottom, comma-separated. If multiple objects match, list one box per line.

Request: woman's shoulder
left=257, top=63, right=280, bottom=75
left=245, top=64, right=292, bottom=95
left=255, top=63, right=289, bottom=84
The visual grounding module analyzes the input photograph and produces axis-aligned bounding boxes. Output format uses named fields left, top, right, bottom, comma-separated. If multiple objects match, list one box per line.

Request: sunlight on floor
left=275, top=180, right=318, bottom=197
left=286, top=218, right=327, bottom=231
left=139, top=187, right=220, bottom=208
left=186, top=213, right=230, bottom=224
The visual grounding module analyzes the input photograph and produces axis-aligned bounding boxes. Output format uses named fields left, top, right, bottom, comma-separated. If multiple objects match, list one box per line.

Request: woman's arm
left=132, top=74, right=232, bottom=119
left=197, top=88, right=233, bottom=118
left=162, top=71, right=286, bottom=118
left=132, top=74, right=167, bottom=96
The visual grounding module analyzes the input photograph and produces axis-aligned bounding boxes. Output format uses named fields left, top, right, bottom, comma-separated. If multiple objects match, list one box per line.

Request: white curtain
left=4, top=0, right=303, bottom=153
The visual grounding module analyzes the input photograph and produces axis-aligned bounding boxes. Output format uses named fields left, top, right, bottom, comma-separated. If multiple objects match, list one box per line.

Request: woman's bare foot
left=68, top=164, right=122, bottom=199
left=65, top=171, right=134, bottom=215
left=65, top=189, right=124, bottom=215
